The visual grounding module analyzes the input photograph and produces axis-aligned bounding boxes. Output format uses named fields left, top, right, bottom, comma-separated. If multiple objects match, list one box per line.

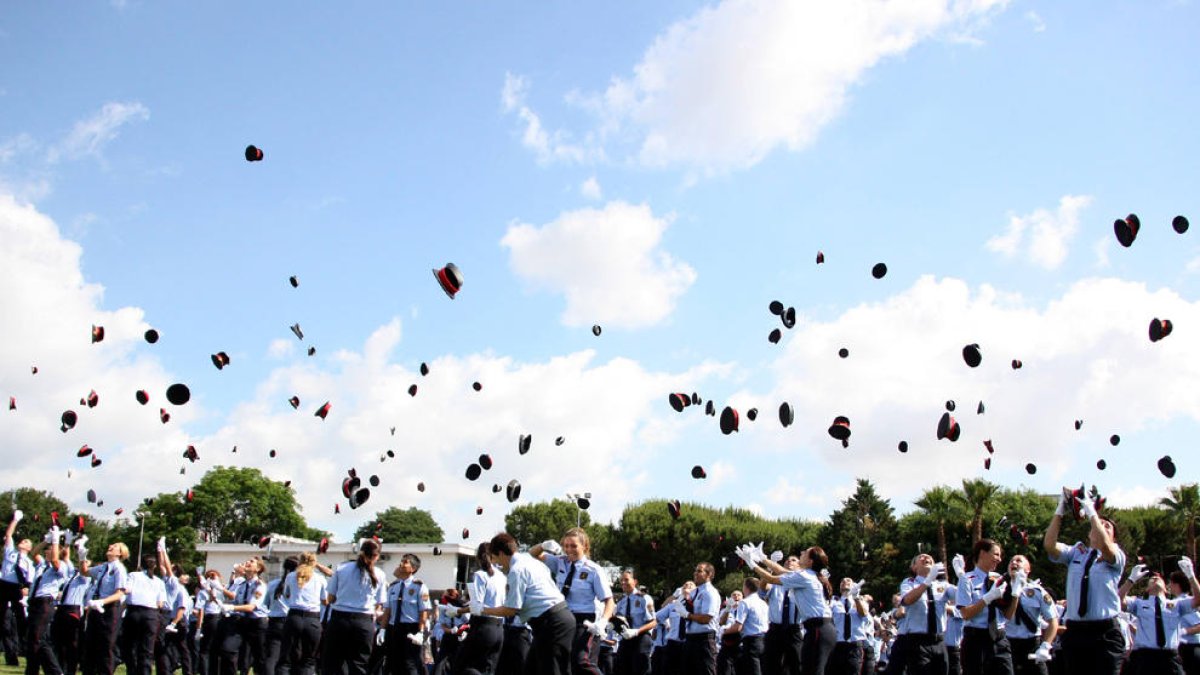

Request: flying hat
left=1149, top=318, right=1173, bottom=343
left=478, top=454, right=493, bottom=470
left=61, top=410, right=77, bottom=431
left=667, top=500, right=682, bottom=519
left=159, top=408, right=170, bottom=424
left=166, top=384, right=190, bottom=406
left=936, top=413, right=960, bottom=442
left=91, top=325, right=104, bottom=343
left=1011, top=359, right=1023, bottom=370
left=719, top=407, right=739, bottom=435
left=518, top=434, right=532, bottom=455
left=289, top=276, right=299, bottom=288
left=816, top=251, right=825, bottom=264
left=746, top=408, right=758, bottom=422
left=1173, top=215, right=1189, bottom=234
left=898, top=441, right=909, bottom=453
left=962, top=344, right=982, bottom=368
left=691, top=465, right=706, bottom=479
left=144, top=329, right=159, bottom=344
left=211, top=352, right=230, bottom=370
left=768, top=301, right=784, bottom=316
left=244, top=145, right=264, bottom=162
left=349, top=488, right=370, bottom=509
left=408, top=385, right=418, bottom=396
left=314, top=402, right=331, bottom=419
left=136, top=390, right=149, bottom=405
left=872, top=263, right=888, bottom=279
left=828, top=416, right=851, bottom=442
left=778, top=402, right=794, bottom=428
left=838, top=348, right=849, bottom=359
left=77, top=444, right=92, bottom=458
left=506, top=480, right=522, bottom=503
left=465, top=464, right=482, bottom=481
left=768, top=329, right=782, bottom=344
left=420, top=362, right=429, bottom=376
left=433, top=263, right=464, bottom=299
left=289, top=396, right=300, bottom=409
left=290, top=324, right=304, bottom=340
left=592, top=325, right=602, bottom=336
left=1114, top=214, right=1140, bottom=247
left=1158, top=456, right=1177, bottom=479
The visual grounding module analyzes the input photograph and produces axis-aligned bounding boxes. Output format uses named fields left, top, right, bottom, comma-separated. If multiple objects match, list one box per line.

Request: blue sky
left=1, top=0, right=1198, bottom=542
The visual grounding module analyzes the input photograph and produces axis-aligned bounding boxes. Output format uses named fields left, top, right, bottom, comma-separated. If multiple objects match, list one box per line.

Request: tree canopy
left=354, top=507, right=444, bottom=543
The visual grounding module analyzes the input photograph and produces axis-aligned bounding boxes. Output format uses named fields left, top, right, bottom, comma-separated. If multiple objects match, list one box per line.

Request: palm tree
left=956, top=479, right=999, bottom=544
left=915, top=486, right=960, bottom=565
left=1161, top=484, right=1200, bottom=561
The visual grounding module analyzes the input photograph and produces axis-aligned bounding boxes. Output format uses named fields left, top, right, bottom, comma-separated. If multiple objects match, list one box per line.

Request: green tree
left=505, top=500, right=592, bottom=546
left=956, top=479, right=1000, bottom=544
left=191, top=466, right=327, bottom=544
left=354, top=507, right=444, bottom=543
left=0, top=488, right=115, bottom=559
left=1161, top=484, right=1200, bottom=561
left=913, top=486, right=963, bottom=565
left=820, top=479, right=900, bottom=602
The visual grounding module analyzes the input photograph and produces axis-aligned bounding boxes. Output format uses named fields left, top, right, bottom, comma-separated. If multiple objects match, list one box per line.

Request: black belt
left=57, top=604, right=81, bottom=612
left=803, top=617, right=832, bottom=629
left=287, top=609, right=321, bottom=618
left=29, top=595, right=54, bottom=604
left=528, top=601, right=569, bottom=628
left=905, top=632, right=943, bottom=644
left=470, top=615, right=503, bottom=624
left=963, top=626, right=1006, bottom=639
left=1065, top=617, right=1118, bottom=630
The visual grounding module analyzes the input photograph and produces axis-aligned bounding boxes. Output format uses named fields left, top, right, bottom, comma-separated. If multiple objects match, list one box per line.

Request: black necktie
left=30, top=566, right=45, bottom=597
left=782, top=590, right=792, bottom=626
left=624, top=595, right=632, bottom=620
left=843, top=598, right=851, bottom=640
left=1013, top=595, right=1037, bottom=633
left=1155, top=597, right=1166, bottom=648
left=926, top=586, right=937, bottom=635
left=986, top=576, right=999, bottom=640
left=1077, top=549, right=1099, bottom=618
left=394, top=581, right=406, bottom=625
left=61, top=571, right=80, bottom=603
left=16, top=558, right=30, bottom=588
left=560, top=561, right=577, bottom=597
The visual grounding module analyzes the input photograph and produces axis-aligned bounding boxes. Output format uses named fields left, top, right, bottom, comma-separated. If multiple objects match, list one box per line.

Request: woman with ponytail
left=743, top=545, right=836, bottom=675
left=321, top=540, right=386, bottom=675
left=219, top=556, right=269, bottom=675
left=263, top=555, right=298, bottom=675
left=122, top=548, right=168, bottom=675
left=282, top=552, right=327, bottom=675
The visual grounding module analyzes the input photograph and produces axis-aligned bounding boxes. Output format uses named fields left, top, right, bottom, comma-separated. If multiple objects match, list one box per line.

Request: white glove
left=63, top=531, right=75, bottom=546
left=458, top=630, right=468, bottom=642
left=848, top=580, right=864, bottom=598
left=1180, top=556, right=1196, bottom=581
left=156, top=537, right=166, bottom=552
left=770, top=550, right=783, bottom=563
left=751, top=542, right=767, bottom=564
left=44, top=527, right=60, bottom=544
left=375, top=628, right=385, bottom=646
left=1078, top=496, right=1097, bottom=519
left=540, top=539, right=563, bottom=556
left=924, top=563, right=945, bottom=586
left=407, top=632, right=423, bottom=646
left=1128, top=564, right=1149, bottom=584
left=219, top=603, right=232, bottom=617
left=1055, top=489, right=1070, bottom=517
left=734, top=545, right=755, bottom=566
left=584, top=619, right=606, bottom=638
left=195, top=631, right=203, bottom=641
left=1029, top=642, right=1052, bottom=663
left=952, top=554, right=966, bottom=579
left=982, top=581, right=1007, bottom=605
left=819, top=569, right=830, bottom=580
left=469, top=600, right=483, bottom=615
left=164, top=623, right=179, bottom=634
left=87, top=599, right=104, bottom=612
left=1011, top=570, right=1027, bottom=597
left=12, top=510, right=22, bottom=523
left=620, top=627, right=638, bottom=640
left=74, top=534, right=88, bottom=551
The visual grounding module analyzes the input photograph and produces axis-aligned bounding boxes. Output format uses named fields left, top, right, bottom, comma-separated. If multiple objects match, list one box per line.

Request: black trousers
left=1059, top=619, right=1122, bottom=675
left=947, top=645, right=962, bottom=675
left=157, top=618, right=193, bottom=675
left=737, top=635, right=764, bottom=675
left=799, top=618, right=834, bottom=675
left=527, top=605, right=576, bottom=675
left=961, top=628, right=1012, bottom=675
left=685, top=633, right=717, bottom=675
left=497, top=625, right=531, bottom=675
left=884, top=635, right=910, bottom=675
left=569, top=612, right=602, bottom=675
left=452, top=617, right=502, bottom=675
left=905, top=633, right=947, bottom=675
left=282, top=611, right=322, bottom=675
left=52, top=606, right=84, bottom=675
left=320, top=611, right=375, bottom=675
left=614, top=632, right=650, bottom=675
left=82, top=606, right=119, bottom=675
left=717, top=635, right=739, bottom=675
left=663, top=641, right=686, bottom=674
left=198, top=615, right=220, bottom=675
left=1129, top=648, right=1184, bottom=675
left=597, top=647, right=613, bottom=675
left=828, top=641, right=863, bottom=675
left=262, top=616, right=287, bottom=675
left=123, top=606, right=161, bottom=675
left=1007, top=637, right=1046, bottom=675
left=762, top=624, right=801, bottom=675
left=862, top=640, right=876, bottom=675
left=25, top=597, right=62, bottom=675
left=0, top=580, right=28, bottom=666
left=385, top=621, right=423, bottom=675
left=1181, top=644, right=1200, bottom=675
left=219, top=616, right=266, bottom=675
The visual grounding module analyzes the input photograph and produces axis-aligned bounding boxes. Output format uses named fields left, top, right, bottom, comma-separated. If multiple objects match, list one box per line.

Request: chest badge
left=580, top=572, right=589, bottom=580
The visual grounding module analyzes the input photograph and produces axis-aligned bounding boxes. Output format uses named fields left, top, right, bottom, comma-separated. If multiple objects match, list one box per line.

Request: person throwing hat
left=1118, top=559, right=1200, bottom=675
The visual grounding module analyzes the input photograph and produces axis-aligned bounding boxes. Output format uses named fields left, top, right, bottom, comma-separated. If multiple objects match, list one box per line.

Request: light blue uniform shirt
left=1006, top=585, right=1055, bottom=640
left=88, top=560, right=128, bottom=601
left=282, top=572, right=327, bottom=613
left=470, top=569, right=505, bottom=611
left=31, top=559, right=74, bottom=600
left=944, top=586, right=963, bottom=647
left=266, top=578, right=289, bottom=618
left=1050, top=542, right=1125, bottom=621
left=166, top=577, right=192, bottom=624
left=387, top=577, right=431, bottom=624
left=327, top=561, right=387, bottom=614
left=686, top=581, right=721, bottom=634
left=1, top=539, right=33, bottom=586
left=505, top=552, right=566, bottom=622
left=196, top=586, right=223, bottom=614
left=547, top=555, right=612, bottom=614
left=125, top=571, right=168, bottom=609
left=831, top=596, right=871, bottom=642
left=898, top=576, right=950, bottom=636
left=1128, top=595, right=1195, bottom=651
left=235, top=578, right=269, bottom=618
left=653, top=605, right=676, bottom=645
left=739, top=593, right=769, bottom=637
left=615, top=591, right=655, bottom=628
left=956, top=570, right=1006, bottom=631
left=765, top=584, right=801, bottom=625
left=61, top=568, right=92, bottom=607
left=778, top=570, right=831, bottom=620
left=1179, top=595, right=1200, bottom=645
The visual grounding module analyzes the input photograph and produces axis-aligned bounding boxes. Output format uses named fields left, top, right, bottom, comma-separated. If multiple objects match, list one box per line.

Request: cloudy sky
left=1, top=1, right=1198, bottom=542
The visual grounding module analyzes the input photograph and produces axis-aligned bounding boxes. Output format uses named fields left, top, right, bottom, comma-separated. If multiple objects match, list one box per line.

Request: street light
left=565, top=492, right=592, bottom=527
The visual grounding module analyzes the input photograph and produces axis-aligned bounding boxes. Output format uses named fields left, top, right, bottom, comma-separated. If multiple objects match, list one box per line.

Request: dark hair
left=743, top=577, right=760, bottom=594
left=475, top=543, right=493, bottom=576
left=141, top=555, right=159, bottom=577
left=808, top=547, right=833, bottom=601
left=489, top=532, right=517, bottom=557
left=1170, top=570, right=1189, bottom=590
left=357, top=540, right=380, bottom=588
left=402, top=553, right=421, bottom=572
left=275, top=556, right=299, bottom=600
left=972, top=539, right=1000, bottom=565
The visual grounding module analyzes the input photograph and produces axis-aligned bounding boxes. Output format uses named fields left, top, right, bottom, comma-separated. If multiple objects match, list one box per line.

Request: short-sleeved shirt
left=196, top=586, right=223, bottom=614
left=1006, top=585, right=1055, bottom=640
left=777, top=570, right=831, bottom=620
left=653, top=604, right=675, bottom=645
left=1178, top=594, right=1200, bottom=645
left=266, top=578, right=289, bottom=618
left=470, top=568, right=506, bottom=610
left=686, top=582, right=721, bottom=634
left=831, top=596, right=871, bottom=642
left=61, top=568, right=92, bottom=607
left=1, top=539, right=33, bottom=586
left=765, top=584, right=801, bottom=625
left=546, top=555, right=612, bottom=614
left=1127, top=595, right=1195, bottom=650
left=234, top=578, right=268, bottom=618
left=166, top=577, right=193, bottom=624
left=505, top=552, right=566, bottom=622
left=1049, top=542, right=1125, bottom=621
left=88, top=560, right=128, bottom=601
left=387, top=577, right=431, bottom=624
left=125, top=571, right=168, bottom=609
left=944, top=584, right=963, bottom=647
left=615, top=591, right=655, bottom=628
left=31, top=559, right=74, bottom=600
left=739, top=593, right=769, bottom=637
left=327, top=562, right=387, bottom=614
left=283, top=571, right=328, bottom=613
left=957, top=569, right=1006, bottom=631
left=898, top=576, right=950, bottom=636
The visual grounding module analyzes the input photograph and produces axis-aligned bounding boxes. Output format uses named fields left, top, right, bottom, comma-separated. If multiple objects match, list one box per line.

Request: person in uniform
left=898, top=553, right=949, bottom=675
left=382, top=553, right=430, bottom=675
left=155, top=538, right=193, bottom=675
left=1043, top=488, right=1126, bottom=675
left=195, top=571, right=225, bottom=675
left=54, top=536, right=91, bottom=675
left=82, top=541, right=129, bottom=675
left=829, top=576, right=870, bottom=675
left=322, top=540, right=386, bottom=675
left=653, top=582, right=694, bottom=675
left=123, top=548, right=169, bottom=675
left=945, top=585, right=965, bottom=675
left=1118, top=559, right=1200, bottom=675
left=25, top=523, right=73, bottom=675
left=1169, top=570, right=1200, bottom=675
left=218, top=557, right=268, bottom=675
left=954, top=539, right=1017, bottom=675
left=717, top=590, right=744, bottom=675
left=280, top=552, right=326, bottom=675
left=675, top=562, right=721, bottom=675
left=1002, top=556, right=1057, bottom=675
left=760, top=554, right=802, bottom=675
left=481, top=532, right=575, bottom=675
left=732, top=578, right=769, bottom=675
left=531, top=529, right=615, bottom=675
left=434, top=588, right=468, bottom=668
left=612, top=569, right=655, bottom=675
left=263, top=556, right=297, bottom=675
left=1, top=510, right=33, bottom=667
left=741, top=544, right=835, bottom=675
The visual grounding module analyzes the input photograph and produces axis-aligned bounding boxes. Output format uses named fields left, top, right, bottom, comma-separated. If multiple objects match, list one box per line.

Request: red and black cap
left=314, top=402, right=331, bottom=419
left=91, top=325, right=105, bottom=343
left=91, top=456, right=102, bottom=468
left=144, top=329, right=159, bottom=344
left=1149, top=318, right=1173, bottom=343
left=408, top=384, right=418, bottom=397
left=828, top=416, right=851, bottom=442
left=779, top=402, right=794, bottom=428
left=816, top=251, right=825, bottom=264
left=872, top=263, right=888, bottom=279
left=349, top=488, right=370, bottom=509
left=667, top=500, right=682, bottom=520
left=1097, top=459, right=1107, bottom=470
left=61, top=410, right=77, bottom=431
left=1011, top=359, right=1023, bottom=370
left=183, top=445, right=199, bottom=462
left=691, top=465, right=706, bottom=479
left=1114, top=214, right=1140, bottom=247
left=159, top=408, right=170, bottom=424
left=936, top=412, right=960, bottom=442
left=317, top=538, right=330, bottom=554
left=166, top=384, right=190, bottom=406
left=506, top=479, right=522, bottom=503
left=136, top=390, right=149, bottom=405
left=211, top=352, right=230, bottom=370
left=719, top=407, right=739, bottom=435
left=289, top=396, right=300, bottom=409
left=478, top=454, right=493, bottom=470
left=1110, top=434, right=1120, bottom=446
left=473, top=382, right=482, bottom=392
left=77, top=444, right=92, bottom=458
left=518, top=434, right=532, bottom=455
left=342, top=476, right=361, bottom=498
left=962, top=344, right=982, bottom=368
left=245, top=145, right=264, bottom=162
left=433, top=263, right=464, bottom=299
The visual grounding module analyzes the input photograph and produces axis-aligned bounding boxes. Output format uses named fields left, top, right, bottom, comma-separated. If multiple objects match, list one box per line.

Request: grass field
left=0, top=666, right=128, bottom=675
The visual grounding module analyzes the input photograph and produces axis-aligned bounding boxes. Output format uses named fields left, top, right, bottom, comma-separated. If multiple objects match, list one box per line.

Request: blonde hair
left=296, top=552, right=316, bottom=587
left=563, top=527, right=591, bottom=555
left=246, top=557, right=266, bottom=576
left=113, top=543, right=130, bottom=560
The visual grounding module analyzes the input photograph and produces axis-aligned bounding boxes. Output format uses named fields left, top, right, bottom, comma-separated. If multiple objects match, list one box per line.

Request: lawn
left=0, top=667, right=127, bottom=675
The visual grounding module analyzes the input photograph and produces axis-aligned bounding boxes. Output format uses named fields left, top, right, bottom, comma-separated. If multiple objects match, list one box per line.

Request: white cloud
left=500, top=73, right=596, bottom=165
left=1107, top=484, right=1167, bottom=509
left=580, top=176, right=602, bottom=201
left=266, top=339, right=295, bottom=360
left=1093, top=236, right=1112, bottom=269
left=506, top=0, right=1011, bottom=172
left=0, top=134, right=36, bottom=164
left=501, top=201, right=697, bottom=328
left=986, top=195, right=1093, bottom=269
left=49, top=101, right=149, bottom=163
left=1024, top=10, right=1046, bottom=32
left=765, top=477, right=829, bottom=509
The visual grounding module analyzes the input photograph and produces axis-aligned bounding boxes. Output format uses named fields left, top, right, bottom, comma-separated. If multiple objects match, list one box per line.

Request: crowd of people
left=1, top=487, right=1198, bottom=675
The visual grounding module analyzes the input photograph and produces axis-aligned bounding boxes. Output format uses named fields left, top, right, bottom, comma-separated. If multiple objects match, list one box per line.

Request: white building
left=196, top=536, right=477, bottom=592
